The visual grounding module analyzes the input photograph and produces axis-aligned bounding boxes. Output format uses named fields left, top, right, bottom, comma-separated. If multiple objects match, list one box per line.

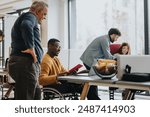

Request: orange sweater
left=39, top=53, right=67, bottom=86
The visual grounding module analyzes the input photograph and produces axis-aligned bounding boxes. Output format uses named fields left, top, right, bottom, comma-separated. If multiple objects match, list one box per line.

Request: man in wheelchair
left=39, top=38, right=82, bottom=100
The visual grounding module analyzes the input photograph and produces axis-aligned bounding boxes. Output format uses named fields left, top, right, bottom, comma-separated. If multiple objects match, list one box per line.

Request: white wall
left=59, top=49, right=86, bottom=70
left=0, top=0, right=31, bottom=14
left=69, top=49, right=85, bottom=70
left=47, top=0, right=68, bottom=49
left=4, top=15, right=18, bottom=60
left=44, top=48, right=85, bottom=70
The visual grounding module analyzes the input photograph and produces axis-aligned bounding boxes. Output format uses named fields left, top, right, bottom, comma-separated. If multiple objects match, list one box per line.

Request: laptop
left=117, top=55, right=150, bottom=80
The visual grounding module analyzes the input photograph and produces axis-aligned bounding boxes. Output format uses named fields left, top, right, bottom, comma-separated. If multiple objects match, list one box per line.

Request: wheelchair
left=41, top=86, right=80, bottom=100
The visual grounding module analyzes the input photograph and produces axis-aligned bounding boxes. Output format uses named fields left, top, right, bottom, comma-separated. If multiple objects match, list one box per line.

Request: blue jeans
left=8, top=55, right=41, bottom=100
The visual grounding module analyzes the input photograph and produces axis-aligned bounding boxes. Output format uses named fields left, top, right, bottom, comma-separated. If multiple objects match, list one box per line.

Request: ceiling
left=0, top=0, right=32, bottom=16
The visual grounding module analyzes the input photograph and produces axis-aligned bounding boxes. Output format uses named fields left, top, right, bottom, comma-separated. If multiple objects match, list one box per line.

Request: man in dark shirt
left=8, top=1, right=48, bottom=100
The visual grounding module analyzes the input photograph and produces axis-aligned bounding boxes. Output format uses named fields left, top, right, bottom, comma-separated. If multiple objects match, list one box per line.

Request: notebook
left=69, top=64, right=83, bottom=73
left=117, top=55, right=150, bottom=80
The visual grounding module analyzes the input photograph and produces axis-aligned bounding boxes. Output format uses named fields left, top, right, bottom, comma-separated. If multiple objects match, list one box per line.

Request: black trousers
left=8, top=56, right=41, bottom=100
left=83, top=63, right=101, bottom=100
left=45, top=81, right=82, bottom=94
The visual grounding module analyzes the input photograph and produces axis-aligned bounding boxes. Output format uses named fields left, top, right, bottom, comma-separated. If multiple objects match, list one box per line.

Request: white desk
left=0, top=69, right=7, bottom=75
left=115, top=81, right=150, bottom=90
left=58, top=75, right=118, bottom=100
left=58, top=75, right=150, bottom=100
left=58, top=75, right=98, bottom=100
left=58, top=75, right=118, bottom=84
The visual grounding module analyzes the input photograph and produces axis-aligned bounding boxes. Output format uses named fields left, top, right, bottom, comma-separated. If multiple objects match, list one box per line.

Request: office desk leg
left=0, top=85, right=4, bottom=100
left=80, top=82, right=90, bottom=100
left=0, top=75, right=4, bottom=99
left=4, top=85, right=14, bottom=99
left=123, top=89, right=136, bottom=100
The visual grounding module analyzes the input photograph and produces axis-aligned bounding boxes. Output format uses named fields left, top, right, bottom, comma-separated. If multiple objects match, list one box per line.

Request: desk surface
left=0, top=68, right=7, bottom=75
left=115, top=81, right=150, bottom=90
left=58, top=75, right=117, bottom=84
left=58, top=75, right=150, bottom=91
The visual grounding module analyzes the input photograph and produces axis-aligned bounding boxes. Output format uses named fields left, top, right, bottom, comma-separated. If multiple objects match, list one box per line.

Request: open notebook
left=68, top=64, right=83, bottom=74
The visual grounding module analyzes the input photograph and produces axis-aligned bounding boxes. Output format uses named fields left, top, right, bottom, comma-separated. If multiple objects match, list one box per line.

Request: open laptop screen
left=117, top=55, right=150, bottom=80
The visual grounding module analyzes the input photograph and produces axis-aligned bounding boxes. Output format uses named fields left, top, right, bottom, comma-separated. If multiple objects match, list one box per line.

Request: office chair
left=109, top=44, right=121, bottom=55
left=2, top=58, right=15, bottom=99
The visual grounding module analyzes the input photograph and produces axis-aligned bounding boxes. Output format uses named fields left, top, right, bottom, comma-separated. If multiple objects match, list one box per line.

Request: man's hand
left=58, top=71, right=69, bottom=76
left=21, top=49, right=37, bottom=63
left=67, top=69, right=78, bottom=75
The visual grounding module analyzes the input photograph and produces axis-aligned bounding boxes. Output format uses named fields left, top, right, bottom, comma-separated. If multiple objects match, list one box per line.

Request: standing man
left=80, top=28, right=121, bottom=100
left=8, top=1, right=48, bottom=100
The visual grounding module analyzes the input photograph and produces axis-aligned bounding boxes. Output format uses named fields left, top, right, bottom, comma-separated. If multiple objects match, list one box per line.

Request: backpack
left=122, top=65, right=150, bottom=82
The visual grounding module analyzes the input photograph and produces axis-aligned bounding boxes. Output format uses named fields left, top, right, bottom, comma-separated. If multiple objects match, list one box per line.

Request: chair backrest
left=4, top=58, right=15, bottom=83
left=5, top=58, right=9, bottom=70
left=110, top=44, right=121, bottom=55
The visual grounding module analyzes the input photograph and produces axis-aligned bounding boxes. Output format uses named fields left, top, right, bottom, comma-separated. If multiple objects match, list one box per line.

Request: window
left=69, top=0, right=144, bottom=55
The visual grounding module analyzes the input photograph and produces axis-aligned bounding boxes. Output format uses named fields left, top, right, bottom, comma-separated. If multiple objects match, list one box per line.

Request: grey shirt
left=80, top=35, right=115, bottom=67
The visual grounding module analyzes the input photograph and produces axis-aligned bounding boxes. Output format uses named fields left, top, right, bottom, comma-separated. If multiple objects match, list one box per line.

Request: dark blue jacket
left=11, top=12, right=43, bottom=63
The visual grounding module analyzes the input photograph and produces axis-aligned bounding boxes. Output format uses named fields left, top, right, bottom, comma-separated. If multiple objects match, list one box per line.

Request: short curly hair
left=108, top=28, right=121, bottom=36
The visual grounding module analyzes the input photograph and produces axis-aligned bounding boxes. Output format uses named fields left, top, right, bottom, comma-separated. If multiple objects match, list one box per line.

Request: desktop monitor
left=117, top=55, right=150, bottom=80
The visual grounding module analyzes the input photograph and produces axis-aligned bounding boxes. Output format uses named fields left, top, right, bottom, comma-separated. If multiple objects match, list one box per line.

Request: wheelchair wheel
left=41, top=87, right=65, bottom=100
